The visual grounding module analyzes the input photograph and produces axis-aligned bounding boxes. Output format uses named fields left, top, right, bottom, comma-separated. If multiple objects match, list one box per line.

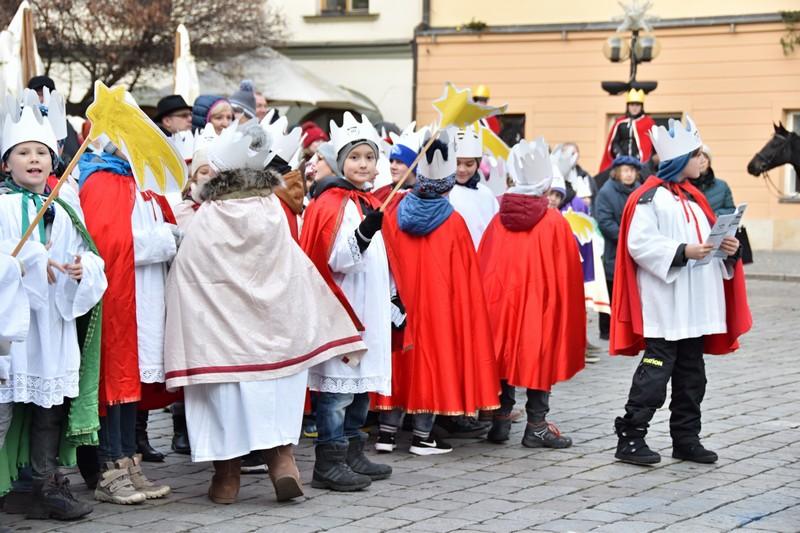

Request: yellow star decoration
left=432, top=82, right=507, bottom=129
left=87, top=81, right=187, bottom=193
left=479, top=123, right=510, bottom=160
left=563, top=208, right=597, bottom=245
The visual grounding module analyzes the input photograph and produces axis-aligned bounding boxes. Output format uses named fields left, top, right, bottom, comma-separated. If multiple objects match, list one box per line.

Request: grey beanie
left=229, top=79, right=257, bottom=118
left=335, top=140, right=378, bottom=176
left=317, top=141, right=341, bottom=177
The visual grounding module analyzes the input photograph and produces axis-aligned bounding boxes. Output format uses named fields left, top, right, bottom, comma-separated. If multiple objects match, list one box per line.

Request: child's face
left=3, top=142, right=52, bottom=193
left=681, top=154, right=702, bottom=181
left=456, top=158, right=478, bottom=184
left=190, top=164, right=215, bottom=203
left=209, top=103, right=233, bottom=134
left=390, top=159, right=412, bottom=184
left=618, top=165, right=638, bottom=186
left=342, top=144, right=377, bottom=187
left=698, top=152, right=710, bottom=174
left=547, top=190, right=563, bottom=209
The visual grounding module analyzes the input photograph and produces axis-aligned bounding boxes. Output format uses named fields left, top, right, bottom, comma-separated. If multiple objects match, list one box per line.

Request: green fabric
left=0, top=195, right=103, bottom=495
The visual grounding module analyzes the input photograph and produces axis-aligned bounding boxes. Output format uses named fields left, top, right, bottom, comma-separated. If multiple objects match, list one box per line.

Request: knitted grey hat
left=229, top=80, right=257, bottom=118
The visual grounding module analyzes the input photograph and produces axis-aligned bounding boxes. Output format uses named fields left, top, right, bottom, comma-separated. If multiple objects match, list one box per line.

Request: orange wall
left=415, top=22, right=800, bottom=249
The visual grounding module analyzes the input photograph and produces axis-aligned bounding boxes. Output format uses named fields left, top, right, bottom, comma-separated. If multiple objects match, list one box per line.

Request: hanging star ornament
left=87, top=81, right=187, bottom=193
left=432, top=82, right=507, bottom=129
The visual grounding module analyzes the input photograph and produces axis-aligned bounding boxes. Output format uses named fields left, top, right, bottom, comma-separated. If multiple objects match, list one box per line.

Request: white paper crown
left=508, top=137, right=553, bottom=195
left=454, top=125, right=482, bottom=158
left=416, top=130, right=456, bottom=181
left=551, top=143, right=578, bottom=178
left=388, top=121, right=426, bottom=152
left=207, top=121, right=271, bottom=172
left=1, top=99, right=58, bottom=158
left=260, top=109, right=303, bottom=166
left=649, top=115, right=702, bottom=162
left=329, top=112, right=381, bottom=156
left=26, top=88, right=67, bottom=142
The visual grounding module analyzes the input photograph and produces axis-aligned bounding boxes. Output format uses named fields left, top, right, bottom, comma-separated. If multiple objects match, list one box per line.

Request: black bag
left=736, top=226, right=753, bottom=265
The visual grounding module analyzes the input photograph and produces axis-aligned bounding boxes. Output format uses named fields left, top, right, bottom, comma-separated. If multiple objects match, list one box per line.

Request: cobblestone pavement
left=3, top=279, right=799, bottom=533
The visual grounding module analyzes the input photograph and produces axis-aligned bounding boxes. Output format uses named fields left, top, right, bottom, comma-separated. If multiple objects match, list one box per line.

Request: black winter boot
left=346, top=436, right=392, bottom=480
left=487, top=416, right=512, bottom=443
left=672, top=442, right=718, bottom=464
left=135, top=411, right=165, bottom=462
left=27, top=473, right=93, bottom=521
left=311, top=443, right=371, bottom=491
left=171, top=402, right=191, bottom=455
left=614, top=417, right=661, bottom=466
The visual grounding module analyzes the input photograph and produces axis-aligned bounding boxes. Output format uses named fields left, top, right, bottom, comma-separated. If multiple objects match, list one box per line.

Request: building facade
left=415, top=0, right=800, bottom=250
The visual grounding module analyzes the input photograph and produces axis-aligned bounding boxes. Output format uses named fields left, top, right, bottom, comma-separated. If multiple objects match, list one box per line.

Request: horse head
left=747, top=122, right=797, bottom=176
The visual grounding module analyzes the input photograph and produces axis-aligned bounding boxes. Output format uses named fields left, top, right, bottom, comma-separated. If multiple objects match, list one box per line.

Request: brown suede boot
left=208, top=458, right=241, bottom=504
left=262, top=445, right=304, bottom=502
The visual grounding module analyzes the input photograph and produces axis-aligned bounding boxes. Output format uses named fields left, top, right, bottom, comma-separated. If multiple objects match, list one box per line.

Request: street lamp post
left=601, top=0, right=660, bottom=95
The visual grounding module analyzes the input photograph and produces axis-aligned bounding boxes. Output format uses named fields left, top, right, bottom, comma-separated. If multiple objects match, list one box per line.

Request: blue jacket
left=595, top=178, right=640, bottom=280
left=690, top=169, right=735, bottom=216
left=191, top=95, right=225, bottom=132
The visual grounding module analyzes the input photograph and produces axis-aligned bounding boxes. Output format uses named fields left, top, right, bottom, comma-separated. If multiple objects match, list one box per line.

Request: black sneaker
left=615, top=436, right=661, bottom=465
left=374, top=431, right=397, bottom=453
left=240, top=451, right=268, bottom=474
left=522, top=422, right=573, bottom=449
left=672, top=442, right=718, bottom=464
left=487, top=418, right=511, bottom=443
left=433, top=416, right=491, bottom=438
left=409, top=435, right=453, bottom=456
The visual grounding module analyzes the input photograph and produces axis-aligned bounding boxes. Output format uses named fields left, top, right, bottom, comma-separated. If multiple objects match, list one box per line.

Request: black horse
left=747, top=122, right=800, bottom=178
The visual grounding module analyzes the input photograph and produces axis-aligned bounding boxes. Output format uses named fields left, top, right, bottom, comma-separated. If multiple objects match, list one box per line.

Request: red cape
left=299, top=186, right=380, bottom=331
left=610, top=176, right=752, bottom=356
left=478, top=208, right=586, bottom=391
left=599, top=114, right=656, bottom=172
left=80, top=171, right=180, bottom=409
left=374, top=196, right=500, bottom=414
left=279, top=197, right=300, bottom=242
left=372, top=183, right=393, bottom=203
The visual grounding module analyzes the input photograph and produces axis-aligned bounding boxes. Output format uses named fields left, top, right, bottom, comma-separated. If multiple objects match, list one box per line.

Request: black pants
left=29, top=403, right=66, bottom=481
left=98, top=402, right=137, bottom=465
left=598, top=279, right=614, bottom=336
left=620, top=337, right=706, bottom=446
left=496, top=380, right=550, bottom=424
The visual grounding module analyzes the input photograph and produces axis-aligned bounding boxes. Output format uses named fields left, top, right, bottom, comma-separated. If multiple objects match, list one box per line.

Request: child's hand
left=685, top=243, right=714, bottom=260
left=64, top=255, right=83, bottom=281
left=47, top=258, right=65, bottom=284
left=719, top=236, right=740, bottom=257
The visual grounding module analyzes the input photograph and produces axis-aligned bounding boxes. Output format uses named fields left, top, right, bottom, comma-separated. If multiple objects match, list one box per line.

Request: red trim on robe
left=478, top=209, right=587, bottom=391
left=610, top=175, right=752, bottom=356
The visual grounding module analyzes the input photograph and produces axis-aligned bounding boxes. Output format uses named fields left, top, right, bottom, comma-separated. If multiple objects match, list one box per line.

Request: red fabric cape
left=372, top=184, right=393, bottom=203
left=478, top=209, right=586, bottom=391
left=599, top=114, right=656, bottom=172
left=610, top=175, right=752, bottom=356
left=80, top=171, right=181, bottom=410
left=278, top=197, right=300, bottom=242
left=299, top=186, right=380, bottom=331
left=374, top=196, right=500, bottom=414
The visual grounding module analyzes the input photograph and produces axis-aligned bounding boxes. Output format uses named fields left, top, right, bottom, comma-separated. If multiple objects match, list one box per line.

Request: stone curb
left=746, top=272, right=800, bottom=282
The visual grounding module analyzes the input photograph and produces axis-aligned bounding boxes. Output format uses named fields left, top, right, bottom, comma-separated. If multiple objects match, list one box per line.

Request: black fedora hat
left=154, top=94, right=192, bottom=122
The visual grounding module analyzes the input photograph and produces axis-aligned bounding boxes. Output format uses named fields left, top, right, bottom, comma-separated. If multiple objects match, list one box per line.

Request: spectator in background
left=689, top=145, right=735, bottom=216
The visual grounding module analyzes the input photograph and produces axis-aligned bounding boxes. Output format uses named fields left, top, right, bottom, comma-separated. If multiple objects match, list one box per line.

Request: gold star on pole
left=432, top=82, right=507, bottom=129
left=87, top=81, right=187, bottom=193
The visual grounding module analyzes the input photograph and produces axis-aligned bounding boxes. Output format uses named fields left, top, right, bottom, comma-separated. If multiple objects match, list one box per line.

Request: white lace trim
left=0, top=372, right=79, bottom=408
left=307, top=374, right=391, bottom=395
left=140, top=366, right=165, bottom=383
left=347, top=233, right=362, bottom=264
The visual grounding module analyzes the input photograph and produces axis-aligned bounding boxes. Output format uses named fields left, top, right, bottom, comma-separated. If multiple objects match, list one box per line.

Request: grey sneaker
left=522, top=422, right=573, bottom=449
left=128, top=454, right=171, bottom=499
left=94, top=462, right=146, bottom=505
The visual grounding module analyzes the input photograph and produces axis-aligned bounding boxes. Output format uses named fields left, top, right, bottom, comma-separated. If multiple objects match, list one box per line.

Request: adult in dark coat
left=594, top=155, right=641, bottom=340
left=689, top=146, right=735, bottom=216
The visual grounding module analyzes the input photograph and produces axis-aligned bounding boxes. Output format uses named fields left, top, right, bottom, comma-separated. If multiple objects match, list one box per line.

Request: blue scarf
left=397, top=191, right=453, bottom=236
left=78, top=152, right=132, bottom=188
left=657, top=152, right=693, bottom=183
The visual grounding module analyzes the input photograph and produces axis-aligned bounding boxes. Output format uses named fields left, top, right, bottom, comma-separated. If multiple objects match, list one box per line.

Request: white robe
left=628, top=187, right=732, bottom=341
left=132, top=192, right=177, bottom=383
left=0, top=195, right=107, bottom=407
left=175, top=194, right=313, bottom=461
left=448, top=183, right=499, bottom=249
left=307, top=198, right=392, bottom=395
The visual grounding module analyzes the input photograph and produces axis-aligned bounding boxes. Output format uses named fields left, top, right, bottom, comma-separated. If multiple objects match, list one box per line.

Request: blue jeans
left=379, top=409, right=436, bottom=436
left=316, top=392, right=370, bottom=446
left=98, top=402, right=137, bottom=465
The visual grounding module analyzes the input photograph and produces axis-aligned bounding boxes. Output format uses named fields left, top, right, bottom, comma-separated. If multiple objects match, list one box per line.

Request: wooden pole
left=11, top=135, right=93, bottom=257
left=20, top=7, right=37, bottom=84
left=379, top=128, right=441, bottom=211
left=173, top=29, right=180, bottom=94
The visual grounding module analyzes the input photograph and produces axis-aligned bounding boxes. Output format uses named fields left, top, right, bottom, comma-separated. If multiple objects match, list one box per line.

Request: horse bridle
left=756, top=132, right=794, bottom=199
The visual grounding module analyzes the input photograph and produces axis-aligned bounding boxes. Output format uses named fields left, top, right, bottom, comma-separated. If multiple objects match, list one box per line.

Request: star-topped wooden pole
left=379, top=82, right=507, bottom=210
left=12, top=80, right=187, bottom=256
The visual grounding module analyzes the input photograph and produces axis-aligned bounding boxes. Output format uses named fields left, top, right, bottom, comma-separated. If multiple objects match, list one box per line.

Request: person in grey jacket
left=690, top=145, right=735, bottom=216
left=594, top=156, right=642, bottom=340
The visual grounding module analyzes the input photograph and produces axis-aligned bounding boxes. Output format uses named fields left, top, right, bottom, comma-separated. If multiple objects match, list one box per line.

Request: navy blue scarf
left=397, top=192, right=453, bottom=236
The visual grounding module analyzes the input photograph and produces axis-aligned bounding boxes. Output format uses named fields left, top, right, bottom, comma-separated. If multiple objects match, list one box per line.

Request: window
left=785, top=111, right=800, bottom=196
left=320, top=0, right=369, bottom=15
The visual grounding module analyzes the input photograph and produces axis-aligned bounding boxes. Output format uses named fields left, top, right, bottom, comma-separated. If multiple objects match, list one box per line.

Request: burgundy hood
left=499, top=193, right=549, bottom=231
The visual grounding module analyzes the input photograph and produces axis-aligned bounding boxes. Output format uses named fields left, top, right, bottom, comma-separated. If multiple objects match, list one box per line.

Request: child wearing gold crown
left=0, top=91, right=107, bottom=520
left=610, top=116, right=751, bottom=466
left=300, top=112, right=393, bottom=491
